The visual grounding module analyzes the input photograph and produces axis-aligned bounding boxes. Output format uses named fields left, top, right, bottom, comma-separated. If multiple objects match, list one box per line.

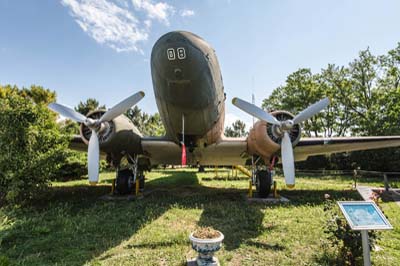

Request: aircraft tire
left=198, top=165, right=205, bottom=172
left=139, top=174, right=145, bottom=191
left=116, top=169, right=132, bottom=195
left=256, top=170, right=272, bottom=198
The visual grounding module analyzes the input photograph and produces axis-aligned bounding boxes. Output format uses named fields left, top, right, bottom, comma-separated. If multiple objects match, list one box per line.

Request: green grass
left=1, top=169, right=399, bottom=265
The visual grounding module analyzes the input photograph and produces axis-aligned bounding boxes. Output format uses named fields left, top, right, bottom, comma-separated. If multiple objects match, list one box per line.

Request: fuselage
left=151, top=31, right=225, bottom=148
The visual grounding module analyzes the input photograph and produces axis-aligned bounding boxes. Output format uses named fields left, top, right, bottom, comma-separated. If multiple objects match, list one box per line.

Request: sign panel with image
left=338, top=201, right=393, bottom=231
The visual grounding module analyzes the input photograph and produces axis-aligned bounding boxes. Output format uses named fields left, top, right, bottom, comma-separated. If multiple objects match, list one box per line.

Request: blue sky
left=1, top=0, right=400, bottom=128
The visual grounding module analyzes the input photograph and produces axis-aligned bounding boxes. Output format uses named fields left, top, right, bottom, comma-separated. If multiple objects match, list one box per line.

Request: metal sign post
left=338, top=201, right=393, bottom=266
left=360, top=230, right=371, bottom=266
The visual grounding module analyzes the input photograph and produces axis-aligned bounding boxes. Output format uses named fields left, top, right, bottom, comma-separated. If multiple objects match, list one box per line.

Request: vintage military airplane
left=49, top=31, right=400, bottom=197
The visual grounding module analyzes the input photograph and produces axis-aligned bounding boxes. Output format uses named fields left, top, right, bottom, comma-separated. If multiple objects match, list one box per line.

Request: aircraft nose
left=150, top=31, right=214, bottom=109
left=151, top=31, right=210, bottom=82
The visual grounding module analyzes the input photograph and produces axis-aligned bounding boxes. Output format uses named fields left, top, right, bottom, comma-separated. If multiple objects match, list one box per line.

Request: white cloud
left=180, top=9, right=195, bottom=17
left=131, top=0, right=174, bottom=25
left=61, top=0, right=185, bottom=53
left=144, top=19, right=152, bottom=29
left=61, top=0, right=148, bottom=52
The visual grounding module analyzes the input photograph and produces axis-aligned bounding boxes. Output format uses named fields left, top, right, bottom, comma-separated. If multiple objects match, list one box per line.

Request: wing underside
left=294, top=136, right=400, bottom=161
left=141, top=137, right=248, bottom=165
left=68, top=134, right=400, bottom=165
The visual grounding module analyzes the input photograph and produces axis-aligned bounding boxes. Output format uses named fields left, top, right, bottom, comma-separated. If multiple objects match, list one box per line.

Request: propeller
left=48, top=91, right=145, bottom=184
left=232, top=97, right=329, bottom=188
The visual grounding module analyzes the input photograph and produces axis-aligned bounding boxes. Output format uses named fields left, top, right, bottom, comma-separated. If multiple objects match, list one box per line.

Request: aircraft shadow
left=0, top=170, right=361, bottom=265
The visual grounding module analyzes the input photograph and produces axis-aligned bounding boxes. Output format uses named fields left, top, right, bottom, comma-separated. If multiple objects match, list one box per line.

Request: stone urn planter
left=189, top=228, right=224, bottom=266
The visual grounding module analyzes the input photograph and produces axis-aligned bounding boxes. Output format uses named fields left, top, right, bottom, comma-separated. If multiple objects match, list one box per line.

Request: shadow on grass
left=281, top=188, right=362, bottom=205
left=0, top=170, right=362, bottom=265
left=244, top=240, right=285, bottom=251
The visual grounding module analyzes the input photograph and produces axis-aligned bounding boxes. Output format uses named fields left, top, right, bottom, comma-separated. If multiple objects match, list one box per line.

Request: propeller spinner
left=232, top=97, right=329, bottom=188
left=48, top=91, right=145, bottom=184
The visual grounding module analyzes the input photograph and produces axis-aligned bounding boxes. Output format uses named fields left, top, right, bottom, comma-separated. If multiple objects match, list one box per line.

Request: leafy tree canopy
left=0, top=86, right=69, bottom=204
left=125, top=106, right=165, bottom=136
left=75, top=98, right=106, bottom=115
left=225, top=120, right=248, bottom=137
left=262, top=43, right=400, bottom=137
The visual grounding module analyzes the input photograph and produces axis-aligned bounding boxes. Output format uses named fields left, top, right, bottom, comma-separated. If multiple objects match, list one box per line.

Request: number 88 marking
left=167, top=47, right=186, bottom=60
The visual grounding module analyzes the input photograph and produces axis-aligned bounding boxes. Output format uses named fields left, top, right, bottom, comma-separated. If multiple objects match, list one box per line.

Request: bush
left=323, top=198, right=378, bottom=266
left=0, top=93, right=69, bottom=204
left=51, top=150, right=110, bottom=181
left=0, top=255, right=10, bottom=266
left=51, top=150, right=87, bottom=181
left=297, top=148, right=400, bottom=172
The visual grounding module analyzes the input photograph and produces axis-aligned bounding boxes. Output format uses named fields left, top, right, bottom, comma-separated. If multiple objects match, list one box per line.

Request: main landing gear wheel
left=198, top=165, right=205, bottom=173
left=116, top=169, right=133, bottom=195
left=115, top=169, right=145, bottom=195
left=256, top=170, right=272, bottom=198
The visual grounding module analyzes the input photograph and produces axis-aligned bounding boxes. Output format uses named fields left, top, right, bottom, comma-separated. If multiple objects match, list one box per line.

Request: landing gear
left=115, top=169, right=144, bottom=195
left=255, top=170, right=272, bottom=198
left=198, top=165, right=205, bottom=173
left=116, top=169, right=134, bottom=194
left=114, top=154, right=145, bottom=195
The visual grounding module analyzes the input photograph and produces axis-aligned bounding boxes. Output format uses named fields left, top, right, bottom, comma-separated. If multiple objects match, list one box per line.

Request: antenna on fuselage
left=252, top=93, right=255, bottom=127
left=251, top=76, right=255, bottom=128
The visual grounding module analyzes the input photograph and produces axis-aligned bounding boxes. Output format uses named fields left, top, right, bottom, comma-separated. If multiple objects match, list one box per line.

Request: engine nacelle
left=79, top=110, right=142, bottom=155
left=247, top=110, right=301, bottom=161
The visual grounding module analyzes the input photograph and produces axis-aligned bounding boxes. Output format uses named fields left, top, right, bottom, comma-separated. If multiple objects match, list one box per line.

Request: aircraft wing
left=294, top=136, right=400, bottom=161
left=141, top=137, right=248, bottom=165
left=68, top=134, right=400, bottom=165
left=68, top=135, right=248, bottom=165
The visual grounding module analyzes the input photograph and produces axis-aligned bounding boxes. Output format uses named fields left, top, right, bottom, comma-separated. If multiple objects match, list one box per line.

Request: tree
left=262, top=69, right=329, bottom=137
left=0, top=91, right=69, bottom=204
left=318, top=64, right=354, bottom=137
left=379, top=43, right=400, bottom=91
left=262, top=43, right=400, bottom=171
left=59, top=119, right=80, bottom=135
left=225, top=120, right=248, bottom=137
left=20, top=85, right=56, bottom=105
left=0, top=84, right=56, bottom=106
left=125, top=106, right=165, bottom=136
left=344, top=48, right=381, bottom=135
left=75, top=98, right=105, bottom=115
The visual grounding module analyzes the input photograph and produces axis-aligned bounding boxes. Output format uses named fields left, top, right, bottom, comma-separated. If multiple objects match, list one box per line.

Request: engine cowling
left=247, top=110, right=301, bottom=161
left=79, top=110, right=143, bottom=155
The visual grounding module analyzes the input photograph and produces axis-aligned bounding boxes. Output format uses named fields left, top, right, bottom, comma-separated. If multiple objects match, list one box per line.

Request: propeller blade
left=99, top=91, right=145, bottom=122
left=281, top=132, right=295, bottom=188
left=292, top=97, right=330, bottom=125
left=48, top=103, right=87, bottom=123
left=88, top=130, right=99, bottom=184
left=232, top=97, right=281, bottom=125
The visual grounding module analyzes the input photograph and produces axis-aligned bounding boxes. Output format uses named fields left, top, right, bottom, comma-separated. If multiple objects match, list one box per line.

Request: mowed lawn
left=1, top=168, right=399, bottom=266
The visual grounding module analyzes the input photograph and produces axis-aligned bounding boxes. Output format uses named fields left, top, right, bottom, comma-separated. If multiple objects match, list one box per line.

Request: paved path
left=357, top=185, right=400, bottom=207
left=389, top=189, right=400, bottom=207
left=356, top=186, right=374, bottom=201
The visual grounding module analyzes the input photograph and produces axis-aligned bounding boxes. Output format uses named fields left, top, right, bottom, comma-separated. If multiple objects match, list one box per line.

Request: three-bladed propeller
left=232, top=97, right=329, bottom=188
left=48, top=91, right=145, bottom=184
